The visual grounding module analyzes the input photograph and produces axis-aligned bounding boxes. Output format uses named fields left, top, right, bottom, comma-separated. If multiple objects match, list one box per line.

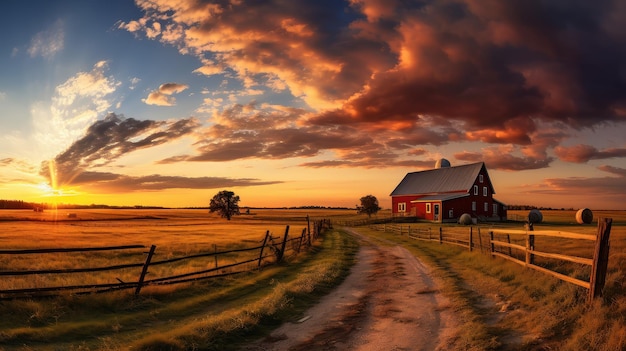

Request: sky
left=1, top=0, right=626, bottom=210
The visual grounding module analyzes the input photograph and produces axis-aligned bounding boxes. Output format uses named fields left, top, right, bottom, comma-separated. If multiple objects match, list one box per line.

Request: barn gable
left=390, top=161, right=506, bottom=222
left=390, top=162, right=487, bottom=196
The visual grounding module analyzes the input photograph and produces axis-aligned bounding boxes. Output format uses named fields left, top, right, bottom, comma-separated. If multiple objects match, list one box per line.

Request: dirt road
left=247, top=228, right=458, bottom=351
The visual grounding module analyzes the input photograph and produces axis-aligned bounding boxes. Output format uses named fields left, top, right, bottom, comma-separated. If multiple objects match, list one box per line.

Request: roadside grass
left=352, top=211, right=626, bottom=351
left=0, top=227, right=358, bottom=350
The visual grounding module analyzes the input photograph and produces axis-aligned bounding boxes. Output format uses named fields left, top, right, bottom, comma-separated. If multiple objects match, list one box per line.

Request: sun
left=37, top=182, right=79, bottom=198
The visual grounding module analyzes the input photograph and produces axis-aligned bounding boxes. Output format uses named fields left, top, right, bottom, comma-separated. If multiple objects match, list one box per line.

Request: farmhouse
left=390, top=160, right=507, bottom=222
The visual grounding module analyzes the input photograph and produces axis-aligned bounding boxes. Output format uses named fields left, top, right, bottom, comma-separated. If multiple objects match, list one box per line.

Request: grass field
left=0, top=208, right=624, bottom=350
left=356, top=209, right=626, bottom=350
left=0, top=208, right=359, bottom=350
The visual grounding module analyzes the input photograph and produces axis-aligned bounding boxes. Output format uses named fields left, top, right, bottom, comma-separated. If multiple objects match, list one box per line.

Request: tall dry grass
left=0, top=209, right=324, bottom=293
left=356, top=209, right=626, bottom=350
left=0, top=224, right=358, bottom=350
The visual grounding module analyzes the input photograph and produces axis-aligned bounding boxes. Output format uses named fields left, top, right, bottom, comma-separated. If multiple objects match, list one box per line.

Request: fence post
left=589, top=218, right=613, bottom=301
left=478, top=227, right=483, bottom=253
left=135, top=245, right=156, bottom=295
left=306, top=215, right=312, bottom=246
left=297, top=228, right=306, bottom=253
left=469, top=227, right=473, bottom=252
left=277, top=225, right=290, bottom=262
left=408, top=226, right=411, bottom=237
left=506, top=234, right=512, bottom=256
left=525, top=225, right=535, bottom=266
left=439, top=227, right=443, bottom=244
left=214, top=244, right=218, bottom=268
left=258, top=230, right=270, bottom=267
left=489, top=231, right=495, bottom=256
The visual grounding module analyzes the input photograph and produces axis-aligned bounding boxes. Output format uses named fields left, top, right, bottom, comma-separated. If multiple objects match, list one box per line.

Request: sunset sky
left=1, top=0, right=626, bottom=210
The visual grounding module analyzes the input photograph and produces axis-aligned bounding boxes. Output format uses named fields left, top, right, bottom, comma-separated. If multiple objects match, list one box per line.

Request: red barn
left=390, top=160, right=507, bottom=223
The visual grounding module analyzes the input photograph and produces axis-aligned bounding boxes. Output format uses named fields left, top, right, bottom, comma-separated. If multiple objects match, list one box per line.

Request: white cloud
left=28, top=19, right=65, bottom=59
left=129, top=77, right=141, bottom=90
left=33, top=61, right=121, bottom=159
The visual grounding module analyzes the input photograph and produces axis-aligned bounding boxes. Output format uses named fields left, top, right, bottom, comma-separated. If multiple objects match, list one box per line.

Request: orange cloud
left=143, top=82, right=189, bottom=106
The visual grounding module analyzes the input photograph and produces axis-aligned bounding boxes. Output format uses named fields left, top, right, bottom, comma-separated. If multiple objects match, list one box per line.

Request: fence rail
left=367, top=218, right=613, bottom=303
left=0, top=218, right=333, bottom=299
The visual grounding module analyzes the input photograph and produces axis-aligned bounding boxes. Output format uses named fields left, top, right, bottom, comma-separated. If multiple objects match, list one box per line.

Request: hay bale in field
left=576, top=208, right=593, bottom=224
left=67, top=213, right=77, bottom=218
left=528, top=209, right=543, bottom=224
left=458, top=213, right=473, bottom=225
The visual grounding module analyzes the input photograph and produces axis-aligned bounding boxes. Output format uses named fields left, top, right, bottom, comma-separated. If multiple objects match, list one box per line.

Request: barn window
left=449, top=209, right=453, bottom=218
left=472, top=201, right=476, bottom=211
left=484, top=202, right=488, bottom=211
left=493, top=203, right=498, bottom=214
left=483, top=186, right=488, bottom=196
left=426, top=203, right=431, bottom=213
left=479, top=174, right=483, bottom=183
left=398, top=202, right=406, bottom=212
left=473, top=185, right=478, bottom=195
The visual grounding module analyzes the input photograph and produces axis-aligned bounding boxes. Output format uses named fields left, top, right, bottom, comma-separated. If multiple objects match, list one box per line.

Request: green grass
left=0, top=227, right=359, bottom=350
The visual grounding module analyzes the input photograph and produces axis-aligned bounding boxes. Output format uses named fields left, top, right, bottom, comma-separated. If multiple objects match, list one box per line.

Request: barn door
left=434, top=204, right=440, bottom=221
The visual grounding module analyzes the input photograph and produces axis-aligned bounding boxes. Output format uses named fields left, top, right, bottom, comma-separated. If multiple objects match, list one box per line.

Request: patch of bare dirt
left=245, top=228, right=459, bottom=351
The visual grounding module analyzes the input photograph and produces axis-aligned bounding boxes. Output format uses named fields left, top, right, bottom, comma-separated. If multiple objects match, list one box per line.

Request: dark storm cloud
left=69, top=171, right=281, bottom=193
left=41, top=113, right=200, bottom=186
left=310, top=0, right=626, bottom=135
left=124, top=0, right=626, bottom=172
left=455, top=150, right=553, bottom=171
left=542, top=165, right=626, bottom=198
left=160, top=103, right=376, bottom=163
left=598, top=165, right=626, bottom=177
left=554, top=144, right=626, bottom=163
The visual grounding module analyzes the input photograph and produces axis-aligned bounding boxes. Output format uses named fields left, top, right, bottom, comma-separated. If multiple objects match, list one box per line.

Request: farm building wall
left=390, top=162, right=507, bottom=222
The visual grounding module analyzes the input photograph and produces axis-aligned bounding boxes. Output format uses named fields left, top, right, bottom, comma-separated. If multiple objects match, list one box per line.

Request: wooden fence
left=0, top=218, right=333, bottom=299
left=368, top=218, right=613, bottom=303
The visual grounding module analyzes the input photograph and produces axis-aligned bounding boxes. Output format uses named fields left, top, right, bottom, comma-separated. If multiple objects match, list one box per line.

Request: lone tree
left=209, top=190, right=240, bottom=220
left=357, top=194, right=381, bottom=218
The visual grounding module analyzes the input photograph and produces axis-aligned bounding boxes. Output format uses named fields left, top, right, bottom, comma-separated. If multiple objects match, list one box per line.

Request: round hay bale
left=576, top=208, right=593, bottom=224
left=458, top=213, right=473, bottom=225
left=528, top=209, right=543, bottom=224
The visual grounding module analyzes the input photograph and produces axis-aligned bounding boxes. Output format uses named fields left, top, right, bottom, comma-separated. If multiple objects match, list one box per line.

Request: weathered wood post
left=258, top=230, right=270, bottom=267
left=589, top=218, right=613, bottom=301
left=408, top=226, right=411, bottom=237
left=489, top=231, right=495, bottom=256
left=478, top=227, right=483, bottom=253
left=306, top=215, right=312, bottom=246
left=506, top=234, right=513, bottom=256
left=277, top=225, right=290, bottom=262
left=297, top=228, right=306, bottom=253
left=439, top=227, right=443, bottom=244
left=214, top=244, right=218, bottom=268
left=469, top=227, right=473, bottom=252
left=135, top=245, right=156, bottom=295
left=525, top=224, right=535, bottom=266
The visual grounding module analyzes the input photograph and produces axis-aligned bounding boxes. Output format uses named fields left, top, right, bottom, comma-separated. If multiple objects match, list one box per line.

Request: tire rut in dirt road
left=247, top=228, right=458, bottom=351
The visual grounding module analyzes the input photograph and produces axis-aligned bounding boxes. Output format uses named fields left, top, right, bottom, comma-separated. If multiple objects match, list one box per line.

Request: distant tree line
left=0, top=200, right=33, bottom=209
left=0, top=200, right=167, bottom=210
left=507, top=204, right=576, bottom=211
